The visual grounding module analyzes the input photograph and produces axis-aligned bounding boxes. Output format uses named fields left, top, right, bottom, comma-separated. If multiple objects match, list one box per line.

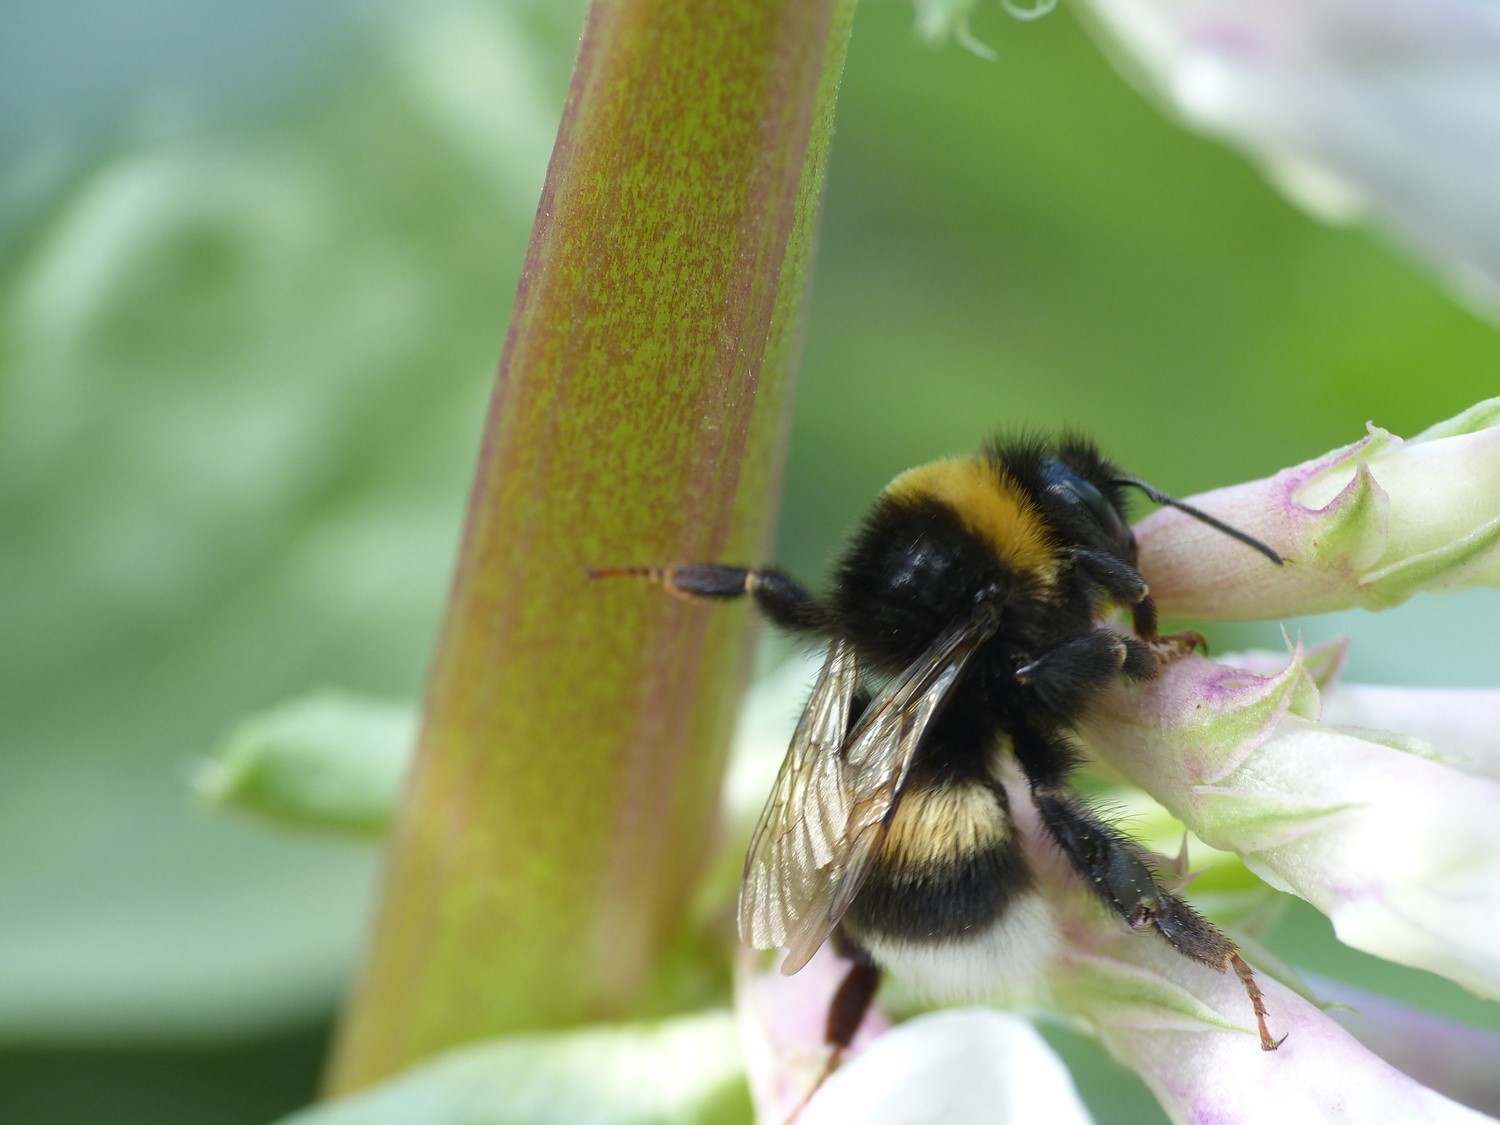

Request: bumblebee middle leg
left=1012, top=723, right=1281, bottom=1050
left=1014, top=628, right=1156, bottom=715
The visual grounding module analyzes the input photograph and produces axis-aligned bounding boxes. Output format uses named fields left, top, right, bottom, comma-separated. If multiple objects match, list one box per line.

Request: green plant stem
left=326, top=0, right=855, bottom=1093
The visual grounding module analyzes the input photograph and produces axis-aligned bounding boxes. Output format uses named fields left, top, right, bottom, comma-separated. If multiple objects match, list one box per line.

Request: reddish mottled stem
left=325, top=0, right=856, bottom=1094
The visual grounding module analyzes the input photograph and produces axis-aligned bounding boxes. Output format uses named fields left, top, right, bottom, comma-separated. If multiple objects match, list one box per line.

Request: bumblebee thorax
left=883, top=457, right=1060, bottom=588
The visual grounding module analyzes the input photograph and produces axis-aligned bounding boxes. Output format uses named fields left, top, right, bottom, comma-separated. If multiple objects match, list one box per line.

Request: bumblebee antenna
left=1110, top=477, right=1284, bottom=566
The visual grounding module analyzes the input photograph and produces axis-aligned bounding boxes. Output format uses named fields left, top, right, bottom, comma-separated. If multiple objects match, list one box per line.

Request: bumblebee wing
left=743, top=613, right=1001, bottom=975
left=738, top=636, right=861, bottom=957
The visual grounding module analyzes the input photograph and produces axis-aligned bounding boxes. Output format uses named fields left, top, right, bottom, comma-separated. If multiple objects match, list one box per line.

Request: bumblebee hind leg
left=825, top=934, right=882, bottom=1058
left=1012, top=722, right=1282, bottom=1051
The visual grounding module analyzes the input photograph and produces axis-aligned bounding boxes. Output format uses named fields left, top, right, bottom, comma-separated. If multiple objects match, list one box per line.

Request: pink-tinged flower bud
left=1135, top=399, right=1500, bottom=620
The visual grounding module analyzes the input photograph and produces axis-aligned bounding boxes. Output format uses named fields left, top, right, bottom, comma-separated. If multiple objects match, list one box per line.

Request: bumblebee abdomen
left=841, top=780, right=1032, bottom=943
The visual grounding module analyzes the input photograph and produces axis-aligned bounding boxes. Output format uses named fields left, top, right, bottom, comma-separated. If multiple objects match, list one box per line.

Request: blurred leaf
left=199, top=692, right=415, bottom=835
left=279, top=1012, right=750, bottom=1125
left=0, top=0, right=584, bottom=1043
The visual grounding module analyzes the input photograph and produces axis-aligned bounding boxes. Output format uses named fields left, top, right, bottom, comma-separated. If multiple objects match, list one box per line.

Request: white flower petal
left=1320, top=683, right=1500, bottom=780
left=1074, top=0, right=1500, bottom=314
left=1214, top=646, right=1500, bottom=778
left=1309, top=975, right=1500, bottom=1117
left=1080, top=650, right=1500, bottom=998
left=799, top=1009, right=1094, bottom=1125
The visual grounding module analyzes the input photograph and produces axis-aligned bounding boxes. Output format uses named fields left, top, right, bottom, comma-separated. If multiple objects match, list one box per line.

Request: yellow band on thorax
left=884, top=458, right=1057, bottom=585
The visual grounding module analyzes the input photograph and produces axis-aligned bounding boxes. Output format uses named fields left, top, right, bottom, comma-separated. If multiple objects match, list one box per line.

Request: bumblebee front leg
left=1069, top=548, right=1204, bottom=663
left=1130, top=595, right=1205, bottom=665
left=587, top=564, right=823, bottom=633
left=1012, top=726, right=1282, bottom=1051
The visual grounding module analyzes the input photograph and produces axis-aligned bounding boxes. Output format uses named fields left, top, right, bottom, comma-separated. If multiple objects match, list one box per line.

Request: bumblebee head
left=1037, top=441, right=1283, bottom=567
left=1040, top=456, right=1137, bottom=562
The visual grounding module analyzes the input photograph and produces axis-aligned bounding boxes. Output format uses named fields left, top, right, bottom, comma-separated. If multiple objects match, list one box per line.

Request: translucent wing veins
left=738, top=636, right=859, bottom=953
left=737, top=610, right=1001, bottom=974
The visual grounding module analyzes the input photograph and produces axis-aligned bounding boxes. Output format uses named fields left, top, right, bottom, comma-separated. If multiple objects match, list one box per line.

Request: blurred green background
left=4, top=0, right=1497, bottom=1122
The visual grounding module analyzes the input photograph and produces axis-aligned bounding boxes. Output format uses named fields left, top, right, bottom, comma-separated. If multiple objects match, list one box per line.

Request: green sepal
left=1358, top=511, right=1500, bottom=607
left=1303, top=455, right=1391, bottom=575
left=1300, top=637, right=1348, bottom=690
left=1173, top=645, right=1319, bottom=769
left=1412, top=395, right=1500, bottom=441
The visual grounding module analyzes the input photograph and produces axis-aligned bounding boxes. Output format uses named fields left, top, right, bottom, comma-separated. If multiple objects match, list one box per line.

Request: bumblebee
left=594, top=434, right=1284, bottom=1070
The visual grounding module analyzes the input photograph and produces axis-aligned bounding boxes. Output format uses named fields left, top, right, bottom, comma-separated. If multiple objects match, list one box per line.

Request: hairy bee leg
left=586, top=564, right=823, bottom=632
left=1147, top=628, right=1208, bottom=663
left=1011, top=729, right=1282, bottom=1051
left=1067, top=550, right=1203, bottom=666
left=1230, top=951, right=1282, bottom=1050
left=1130, top=589, right=1159, bottom=640
left=1015, top=629, right=1155, bottom=714
left=1069, top=547, right=1148, bottom=606
left=1126, top=594, right=1207, bottom=661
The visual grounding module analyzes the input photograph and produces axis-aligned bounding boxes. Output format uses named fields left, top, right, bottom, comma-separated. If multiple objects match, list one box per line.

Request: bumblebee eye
left=1042, top=459, right=1130, bottom=549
